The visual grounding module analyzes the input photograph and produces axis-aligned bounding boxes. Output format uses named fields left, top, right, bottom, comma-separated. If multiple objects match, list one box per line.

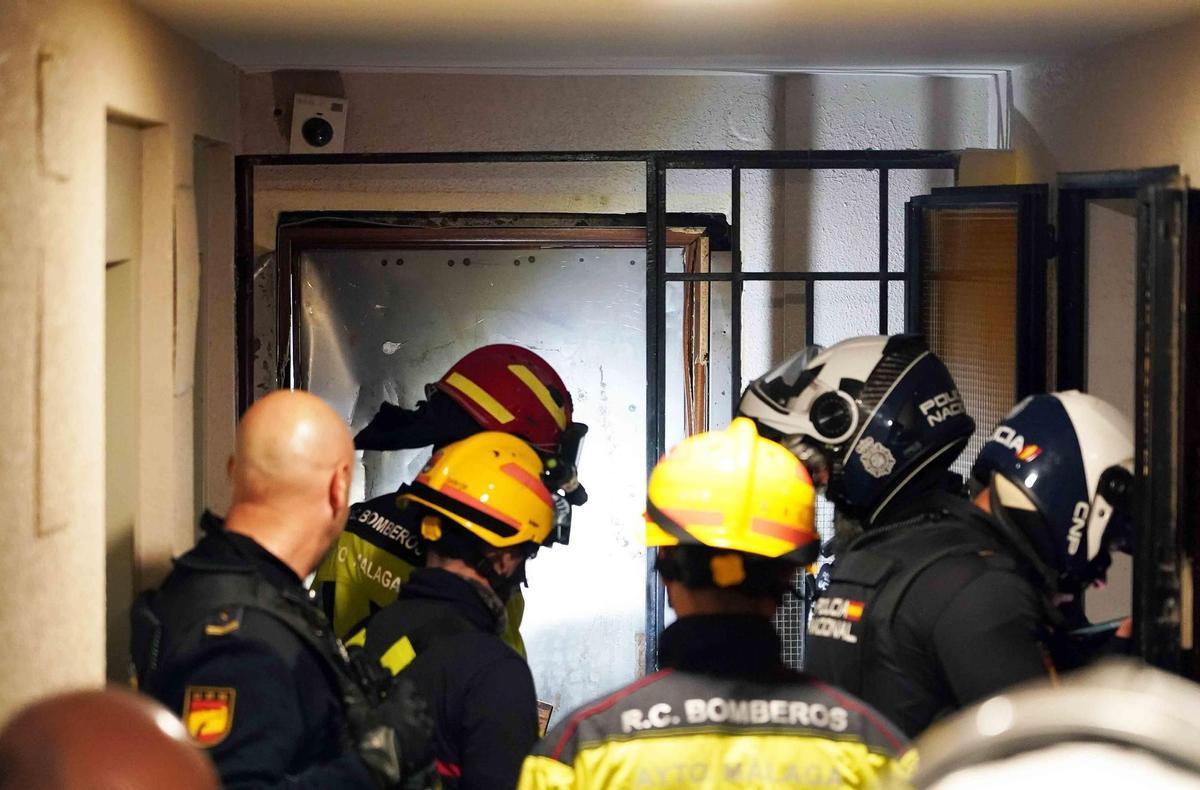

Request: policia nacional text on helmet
left=741, top=335, right=1135, bottom=736
left=347, top=431, right=564, bottom=790
left=314, top=344, right=587, bottom=655
left=519, top=419, right=914, bottom=789
left=130, top=391, right=434, bottom=789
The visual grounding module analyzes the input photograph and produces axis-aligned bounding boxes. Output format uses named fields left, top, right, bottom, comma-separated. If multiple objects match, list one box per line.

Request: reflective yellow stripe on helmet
left=444, top=372, right=516, bottom=425
left=509, top=364, right=567, bottom=430
left=645, top=417, right=818, bottom=562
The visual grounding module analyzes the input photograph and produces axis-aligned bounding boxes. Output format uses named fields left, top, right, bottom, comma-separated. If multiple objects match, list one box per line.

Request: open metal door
left=905, top=185, right=1051, bottom=475
left=1133, top=177, right=1200, bottom=677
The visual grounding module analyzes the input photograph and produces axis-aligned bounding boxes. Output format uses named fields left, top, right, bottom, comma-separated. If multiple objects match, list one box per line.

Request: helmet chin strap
left=423, top=515, right=531, bottom=602
left=463, top=543, right=534, bottom=603
left=485, top=556, right=531, bottom=602
left=782, top=438, right=831, bottom=490
left=987, top=475, right=1060, bottom=593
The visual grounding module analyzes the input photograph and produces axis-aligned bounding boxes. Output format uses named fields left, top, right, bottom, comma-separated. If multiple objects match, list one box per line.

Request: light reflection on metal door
left=298, top=247, right=648, bottom=713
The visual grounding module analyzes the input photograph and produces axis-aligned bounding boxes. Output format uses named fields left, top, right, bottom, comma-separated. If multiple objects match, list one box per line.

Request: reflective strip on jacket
left=518, top=668, right=915, bottom=789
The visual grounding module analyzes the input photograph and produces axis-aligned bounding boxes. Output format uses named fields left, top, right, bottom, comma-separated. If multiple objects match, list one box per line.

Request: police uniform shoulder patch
left=204, top=607, right=243, bottom=637
left=183, top=686, right=236, bottom=747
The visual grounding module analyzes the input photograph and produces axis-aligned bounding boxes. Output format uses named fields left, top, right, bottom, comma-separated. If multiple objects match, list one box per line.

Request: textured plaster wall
left=241, top=71, right=994, bottom=386
left=1011, top=17, right=1200, bottom=181
left=758, top=73, right=991, bottom=380
left=241, top=72, right=785, bottom=259
left=0, top=0, right=237, bottom=719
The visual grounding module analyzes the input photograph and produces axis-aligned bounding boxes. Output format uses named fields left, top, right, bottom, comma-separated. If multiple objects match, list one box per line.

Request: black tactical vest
left=130, top=553, right=390, bottom=723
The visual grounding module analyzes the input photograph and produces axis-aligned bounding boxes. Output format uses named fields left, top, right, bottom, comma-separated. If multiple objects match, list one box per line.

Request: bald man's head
left=0, top=688, right=218, bottom=790
left=227, top=390, right=355, bottom=575
left=233, top=390, right=354, bottom=499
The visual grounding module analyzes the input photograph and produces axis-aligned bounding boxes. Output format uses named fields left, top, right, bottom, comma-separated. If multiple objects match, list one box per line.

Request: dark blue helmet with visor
left=972, top=391, right=1134, bottom=591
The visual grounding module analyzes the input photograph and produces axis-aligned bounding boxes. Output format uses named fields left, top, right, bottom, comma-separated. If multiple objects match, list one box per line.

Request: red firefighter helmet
left=433, top=344, right=573, bottom=452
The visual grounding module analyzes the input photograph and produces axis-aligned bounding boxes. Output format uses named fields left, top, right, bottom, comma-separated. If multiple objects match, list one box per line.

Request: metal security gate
left=234, top=149, right=958, bottom=674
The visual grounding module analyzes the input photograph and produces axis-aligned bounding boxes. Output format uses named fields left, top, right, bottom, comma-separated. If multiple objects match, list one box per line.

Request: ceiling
left=135, top=0, right=1200, bottom=72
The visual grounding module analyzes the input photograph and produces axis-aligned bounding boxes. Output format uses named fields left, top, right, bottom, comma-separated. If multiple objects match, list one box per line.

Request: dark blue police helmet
left=972, top=391, right=1134, bottom=589
left=739, top=334, right=974, bottom=526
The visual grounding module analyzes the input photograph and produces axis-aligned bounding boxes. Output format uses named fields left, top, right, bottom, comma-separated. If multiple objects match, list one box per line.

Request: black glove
left=354, top=401, right=419, bottom=451
left=345, top=650, right=437, bottom=790
left=354, top=392, right=480, bottom=451
left=375, top=677, right=438, bottom=790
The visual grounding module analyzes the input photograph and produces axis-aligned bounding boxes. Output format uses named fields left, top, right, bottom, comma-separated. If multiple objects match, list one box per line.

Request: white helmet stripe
left=1054, top=391, right=1133, bottom=505
left=1054, top=390, right=1133, bottom=562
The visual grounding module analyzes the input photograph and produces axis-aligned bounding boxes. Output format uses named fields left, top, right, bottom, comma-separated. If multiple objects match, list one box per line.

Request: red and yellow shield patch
left=183, top=686, right=236, bottom=747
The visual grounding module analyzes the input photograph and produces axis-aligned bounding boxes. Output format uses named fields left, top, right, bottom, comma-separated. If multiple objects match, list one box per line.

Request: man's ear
left=330, top=462, right=352, bottom=514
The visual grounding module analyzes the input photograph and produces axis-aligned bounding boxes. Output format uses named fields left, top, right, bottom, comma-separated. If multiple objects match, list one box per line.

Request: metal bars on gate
left=234, top=148, right=960, bottom=671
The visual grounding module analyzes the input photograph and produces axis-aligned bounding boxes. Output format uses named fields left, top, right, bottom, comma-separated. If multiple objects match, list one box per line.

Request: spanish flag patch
left=844, top=600, right=865, bottom=622
left=183, top=686, right=236, bottom=747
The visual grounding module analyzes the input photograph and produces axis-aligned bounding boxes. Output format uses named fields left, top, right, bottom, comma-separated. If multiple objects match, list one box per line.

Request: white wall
left=1083, top=199, right=1137, bottom=623
left=1012, top=18, right=1200, bottom=181
left=771, top=73, right=989, bottom=379
left=241, top=72, right=785, bottom=256
left=0, top=0, right=237, bottom=719
left=239, top=70, right=994, bottom=379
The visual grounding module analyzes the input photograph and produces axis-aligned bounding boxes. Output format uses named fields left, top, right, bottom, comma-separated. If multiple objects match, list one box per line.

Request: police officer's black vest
left=131, top=552, right=387, bottom=726
left=809, top=498, right=1043, bottom=697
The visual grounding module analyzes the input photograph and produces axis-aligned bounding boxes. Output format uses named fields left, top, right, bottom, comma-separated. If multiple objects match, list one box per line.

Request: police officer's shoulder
left=199, top=605, right=315, bottom=676
left=930, top=560, right=1044, bottom=621
left=905, top=544, right=1033, bottom=607
left=162, top=628, right=301, bottom=707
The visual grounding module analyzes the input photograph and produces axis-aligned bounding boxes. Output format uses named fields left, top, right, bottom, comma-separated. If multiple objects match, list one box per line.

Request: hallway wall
left=236, top=69, right=995, bottom=396
left=0, top=0, right=238, bottom=718
left=1012, top=17, right=1200, bottom=180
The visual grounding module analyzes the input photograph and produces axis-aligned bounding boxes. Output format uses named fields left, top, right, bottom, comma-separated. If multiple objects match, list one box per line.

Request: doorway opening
left=104, top=119, right=141, bottom=682
left=1056, top=168, right=1179, bottom=632
left=1083, top=198, right=1136, bottom=623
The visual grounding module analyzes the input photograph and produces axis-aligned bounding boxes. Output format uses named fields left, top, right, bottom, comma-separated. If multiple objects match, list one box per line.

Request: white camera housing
left=289, top=93, right=348, bottom=154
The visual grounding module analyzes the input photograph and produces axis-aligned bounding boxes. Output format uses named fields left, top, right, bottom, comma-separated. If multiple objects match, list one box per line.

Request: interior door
left=904, top=185, right=1051, bottom=476
left=1133, top=177, right=1200, bottom=676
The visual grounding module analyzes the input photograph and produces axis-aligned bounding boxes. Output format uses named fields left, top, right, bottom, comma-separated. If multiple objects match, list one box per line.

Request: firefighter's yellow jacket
left=518, top=615, right=914, bottom=789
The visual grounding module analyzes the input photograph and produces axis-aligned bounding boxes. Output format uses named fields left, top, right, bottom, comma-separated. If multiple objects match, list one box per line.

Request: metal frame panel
left=1132, top=180, right=1194, bottom=674
left=905, top=184, right=1050, bottom=399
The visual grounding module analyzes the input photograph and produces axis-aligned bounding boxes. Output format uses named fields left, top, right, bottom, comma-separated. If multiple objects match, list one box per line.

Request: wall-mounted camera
left=289, top=93, right=348, bottom=154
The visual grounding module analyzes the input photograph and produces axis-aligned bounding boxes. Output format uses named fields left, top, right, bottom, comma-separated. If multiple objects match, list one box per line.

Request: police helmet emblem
left=854, top=437, right=896, bottom=478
